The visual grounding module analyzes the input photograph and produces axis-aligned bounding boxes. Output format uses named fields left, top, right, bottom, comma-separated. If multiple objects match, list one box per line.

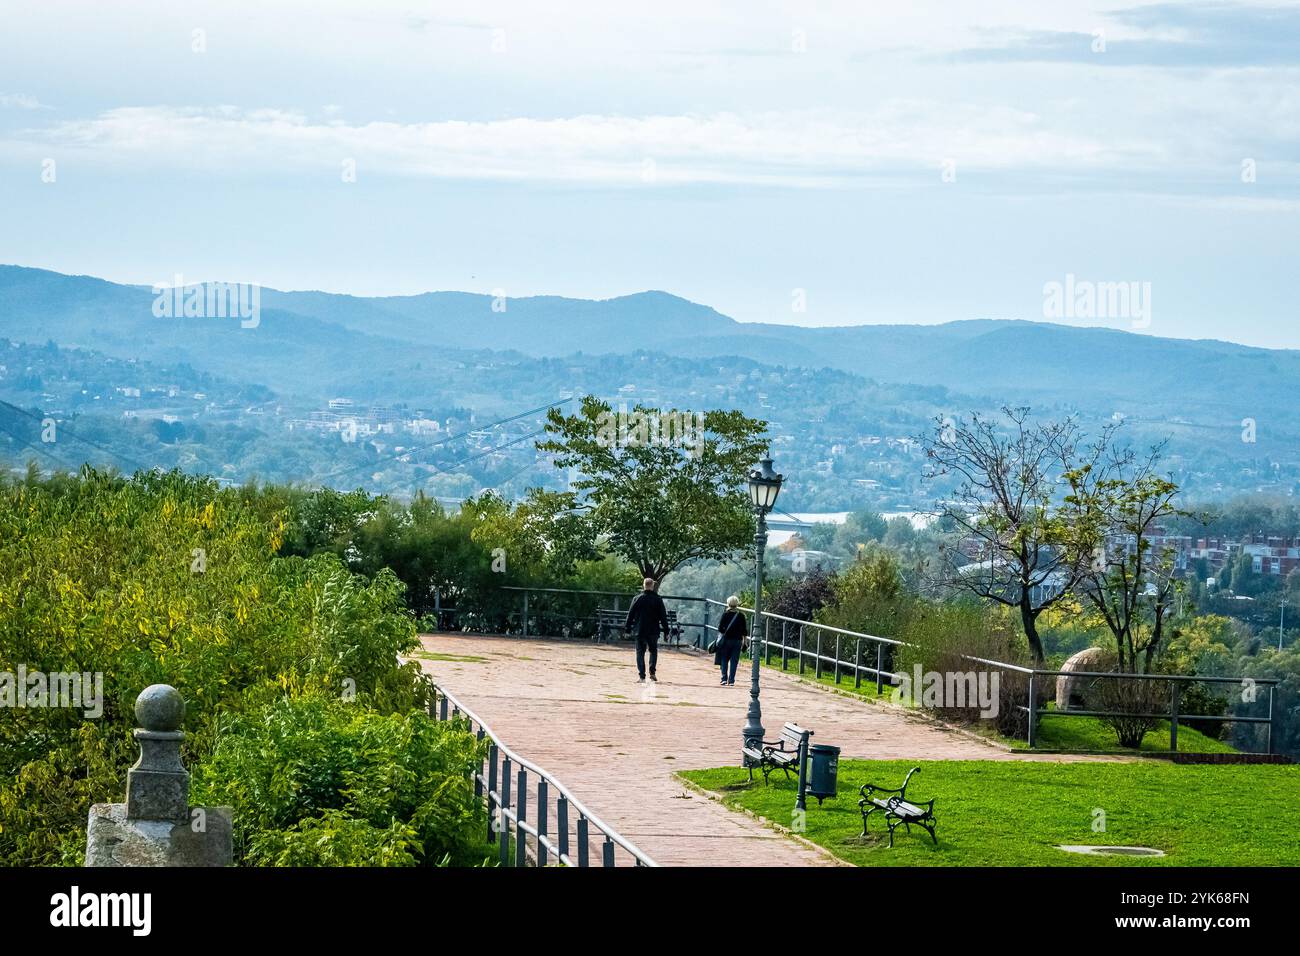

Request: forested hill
left=3, top=265, right=1298, bottom=415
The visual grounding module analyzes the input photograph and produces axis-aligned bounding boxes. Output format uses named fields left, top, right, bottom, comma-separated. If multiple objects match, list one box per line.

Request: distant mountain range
left=2, top=265, right=1294, bottom=420
left=2, top=264, right=1297, bottom=507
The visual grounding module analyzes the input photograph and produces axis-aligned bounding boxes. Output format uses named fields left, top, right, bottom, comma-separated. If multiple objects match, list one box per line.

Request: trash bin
left=806, top=744, right=840, bottom=804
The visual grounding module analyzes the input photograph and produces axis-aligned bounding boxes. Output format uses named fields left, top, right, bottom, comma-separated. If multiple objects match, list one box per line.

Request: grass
left=679, top=758, right=1300, bottom=866
left=757, top=656, right=893, bottom=700
left=1018, top=711, right=1239, bottom=754
left=409, top=651, right=489, bottom=663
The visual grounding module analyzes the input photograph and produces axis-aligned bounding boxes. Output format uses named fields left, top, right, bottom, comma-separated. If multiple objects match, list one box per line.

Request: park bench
left=859, top=766, right=937, bottom=847
left=743, top=722, right=811, bottom=785
left=595, top=608, right=625, bottom=642
left=594, top=608, right=682, bottom=644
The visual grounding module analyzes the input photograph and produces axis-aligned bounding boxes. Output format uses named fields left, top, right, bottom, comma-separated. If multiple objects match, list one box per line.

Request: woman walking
left=714, top=595, right=748, bottom=686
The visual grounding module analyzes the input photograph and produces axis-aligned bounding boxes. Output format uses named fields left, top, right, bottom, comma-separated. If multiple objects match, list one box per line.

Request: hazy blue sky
left=1, top=1, right=1297, bottom=346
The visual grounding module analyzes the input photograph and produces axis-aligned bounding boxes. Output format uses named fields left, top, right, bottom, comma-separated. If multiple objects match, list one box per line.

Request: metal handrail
left=500, top=585, right=1283, bottom=755
left=429, top=681, right=657, bottom=867
left=697, top=597, right=1281, bottom=754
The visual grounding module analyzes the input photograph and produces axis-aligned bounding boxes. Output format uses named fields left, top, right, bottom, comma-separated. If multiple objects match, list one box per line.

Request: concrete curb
left=673, top=774, right=853, bottom=867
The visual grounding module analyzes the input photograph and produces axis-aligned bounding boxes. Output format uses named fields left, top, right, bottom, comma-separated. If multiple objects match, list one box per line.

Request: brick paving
left=413, top=633, right=1114, bottom=867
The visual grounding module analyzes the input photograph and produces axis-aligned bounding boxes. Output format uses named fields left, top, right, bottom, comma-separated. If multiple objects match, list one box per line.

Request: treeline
left=264, top=484, right=642, bottom=627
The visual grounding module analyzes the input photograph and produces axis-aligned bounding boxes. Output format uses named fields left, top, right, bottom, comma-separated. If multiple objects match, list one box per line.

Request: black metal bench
left=859, top=767, right=937, bottom=847
left=743, top=722, right=811, bottom=785
left=595, top=608, right=625, bottom=642
left=595, top=608, right=681, bottom=644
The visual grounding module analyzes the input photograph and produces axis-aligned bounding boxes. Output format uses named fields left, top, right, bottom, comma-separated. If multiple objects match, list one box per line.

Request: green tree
left=1068, top=451, right=1186, bottom=674
left=534, top=396, right=768, bottom=581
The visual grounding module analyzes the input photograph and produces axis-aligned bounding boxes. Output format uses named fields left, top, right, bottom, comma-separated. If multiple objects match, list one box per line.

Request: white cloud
left=9, top=103, right=1164, bottom=187
left=0, top=92, right=49, bottom=110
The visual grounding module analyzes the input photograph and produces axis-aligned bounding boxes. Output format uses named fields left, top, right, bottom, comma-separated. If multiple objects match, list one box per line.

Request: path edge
left=673, top=774, right=854, bottom=868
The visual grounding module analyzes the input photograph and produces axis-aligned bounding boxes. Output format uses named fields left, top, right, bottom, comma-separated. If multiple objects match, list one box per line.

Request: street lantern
left=743, top=454, right=783, bottom=764
left=748, top=455, right=783, bottom=513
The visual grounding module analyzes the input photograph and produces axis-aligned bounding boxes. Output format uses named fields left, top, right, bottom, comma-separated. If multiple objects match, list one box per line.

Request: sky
left=0, top=1, right=1297, bottom=346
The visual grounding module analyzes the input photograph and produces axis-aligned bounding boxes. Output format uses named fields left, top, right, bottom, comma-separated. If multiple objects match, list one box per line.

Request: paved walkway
left=413, top=634, right=1104, bottom=867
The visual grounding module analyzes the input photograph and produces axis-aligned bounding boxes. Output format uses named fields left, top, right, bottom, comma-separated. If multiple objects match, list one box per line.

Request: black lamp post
left=742, top=454, right=783, bottom=761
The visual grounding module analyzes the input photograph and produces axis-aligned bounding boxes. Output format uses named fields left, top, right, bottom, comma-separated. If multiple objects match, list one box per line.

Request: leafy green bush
left=192, top=697, right=486, bottom=866
left=248, top=810, right=423, bottom=867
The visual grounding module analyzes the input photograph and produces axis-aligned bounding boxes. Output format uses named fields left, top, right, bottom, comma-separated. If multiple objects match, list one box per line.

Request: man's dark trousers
left=636, top=634, right=658, bottom=679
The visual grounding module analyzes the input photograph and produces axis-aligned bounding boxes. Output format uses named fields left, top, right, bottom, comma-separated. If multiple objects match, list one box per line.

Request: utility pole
left=1280, top=596, right=1287, bottom=651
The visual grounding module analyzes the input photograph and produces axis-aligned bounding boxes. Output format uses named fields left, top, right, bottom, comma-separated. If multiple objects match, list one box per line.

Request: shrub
left=893, top=601, right=1032, bottom=738
left=767, top=567, right=837, bottom=623
left=1092, top=675, right=1170, bottom=749
left=191, top=696, right=487, bottom=866
left=248, top=810, right=423, bottom=867
left=817, top=550, right=909, bottom=639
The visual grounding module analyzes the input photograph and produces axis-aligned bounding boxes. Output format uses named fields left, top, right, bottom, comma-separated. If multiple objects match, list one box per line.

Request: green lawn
left=1020, top=711, right=1239, bottom=754
left=680, top=759, right=1300, bottom=866
left=757, top=656, right=892, bottom=700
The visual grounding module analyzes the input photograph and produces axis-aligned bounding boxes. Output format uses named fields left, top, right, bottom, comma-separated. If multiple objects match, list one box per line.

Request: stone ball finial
left=135, top=684, right=185, bottom=732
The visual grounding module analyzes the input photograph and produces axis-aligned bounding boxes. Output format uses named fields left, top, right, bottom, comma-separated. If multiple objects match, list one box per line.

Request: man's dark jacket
left=625, top=590, right=670, bottom=639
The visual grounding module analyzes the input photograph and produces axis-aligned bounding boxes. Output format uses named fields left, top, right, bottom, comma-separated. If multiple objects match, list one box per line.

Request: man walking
left=625, top=577, right=670, bottom=682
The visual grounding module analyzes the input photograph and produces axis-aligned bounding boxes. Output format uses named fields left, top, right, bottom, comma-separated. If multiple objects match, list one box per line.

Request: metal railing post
left=515, top=768, right=527, bottom=867
left=834, top=634, right=841, bottom=684
left=814, top=629, right=823, bottom=679
left=537, top=778, right=549, bottom=866
left=777, top=617, right=785, bottom=670
left=798, top=624, right=806, bottom=675
left=577, top=815, right=590, bottom=867
left=702, top=601, right=712, bottom=650
left=486, top=743, right=499, bottom=843
left=557, top=795, right=569, bottom=862
left=499, top=757, right=512, bottom=866
left=1026, top=673, right=1037, bottom=748
left=603, top=837, right=616, bottom=867
left=474, top=728, right=485, bottom=801
left=855, top=637, right=862, bottom=689
left=1267, top=685, right=1276, bottom=755
left=1169, top=680, right=1180, bottom=753
left=875, top=643, right=883, bottom=695
left=522, top=592, right=529, bottom=638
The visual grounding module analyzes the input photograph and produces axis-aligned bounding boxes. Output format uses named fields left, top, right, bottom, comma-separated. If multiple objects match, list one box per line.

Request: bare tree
left=923, top=407, right=1116, bottom=664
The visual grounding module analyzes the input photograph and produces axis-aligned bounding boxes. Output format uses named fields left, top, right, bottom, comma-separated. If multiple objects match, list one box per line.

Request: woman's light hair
left=726, top=595, right=740, bottom=609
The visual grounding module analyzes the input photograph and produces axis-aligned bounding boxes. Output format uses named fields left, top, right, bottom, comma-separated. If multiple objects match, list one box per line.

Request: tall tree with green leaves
left=1065, top=445, right=1187, bottom=674
left=534, top=396, right=768, bottom=581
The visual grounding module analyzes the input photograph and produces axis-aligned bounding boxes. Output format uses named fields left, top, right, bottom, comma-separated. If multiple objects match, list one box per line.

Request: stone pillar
left=85, top=684, right=233, bottom=867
